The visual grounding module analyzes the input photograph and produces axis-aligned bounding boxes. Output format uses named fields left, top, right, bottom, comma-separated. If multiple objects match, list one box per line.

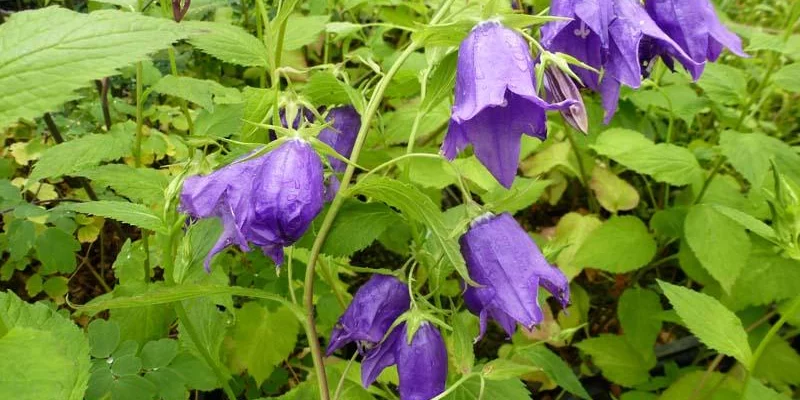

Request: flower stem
left=134, top=61, right=151, bottom=281
left=738, top=295, right=800, bottom=399
left=271, top=0, right=291, bottom=129
left=564, top=127, right=598, bottom=213
left=430, top=373, right=478, bottom=400
left=300, top=2, right=457, bottom=398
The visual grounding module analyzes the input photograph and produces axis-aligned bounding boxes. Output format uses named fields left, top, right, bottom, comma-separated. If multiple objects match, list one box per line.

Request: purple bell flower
left=362, top=322, right=447, bottom=400
left=443, top=21, right=572, bottom=189
left=326, top=275, right=410, bottom=356
left=180, top=138, right=324, bottom=270
left=460, top=213, right=570, bottom=339
left=317, top=106, right=361, bottom=173
left=541, top=0, right=697, bottom=122
left=645, top=0, right=747, bottom=79
left=542, top=65, right=589, bottom=134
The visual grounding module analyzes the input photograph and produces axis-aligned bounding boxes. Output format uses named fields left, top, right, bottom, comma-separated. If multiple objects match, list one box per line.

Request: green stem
left=564, top=127, right=598, bottom=213
left=134, top=62, right=151, bottom=281
left=739, top=295, right=800, bottom=399
left=167, top=48, right=194, bottom=135
left=271, top=0, right=292, bottom=129
left=287, top=246, right=298, bottom=305
left=300, top=2, right=457, bottom=398
left=333, top=352, right=358, bottom=400
left=174, top=302, right=236, bottom=400
left=430, top=373, right=478, bottom=400
left=694, top=156, right=725, bottom=205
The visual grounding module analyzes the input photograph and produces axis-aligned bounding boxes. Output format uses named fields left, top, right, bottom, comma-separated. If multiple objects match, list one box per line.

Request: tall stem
left=134, top=62, right=151, bottom=280
left=564, top=127, right=598, bottom=213
left=271, top=0, right=291, bottom=129
left=300, top=2, right=457, bottom=398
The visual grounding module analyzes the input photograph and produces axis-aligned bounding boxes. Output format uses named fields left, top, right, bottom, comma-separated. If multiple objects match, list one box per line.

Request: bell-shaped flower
left=362, top=322, right=447, bottom=400
left=460, top=213, right=570, bottom=339
left=541, top=0, right=696, bottom=122
left=317, top=106, right=361, bottom=173
left=326, top=275, right=410, bottom=355
left=180, top=138, right=324, bottom=270
left=542, top=64, right=589, bottom=134
left=249, top=139, right=324, bottom=265
left=443, top=20, right=572, bottom=189
left=644, top=0, right=747, bottom=79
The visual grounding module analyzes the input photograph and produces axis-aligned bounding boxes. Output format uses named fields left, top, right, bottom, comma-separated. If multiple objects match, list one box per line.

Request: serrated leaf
left=7, top=219, right=36, bottom=261
left=723, top=238, right=800, bottom=310
left=184, top=21, right=269, bottom=67
left=443, top=377, right=531, bottom=400
left=573, top=216, right=656, bottom=273
left=448, top=312, right=478, bottom=375
left=591, top=128, right=702, bottom=186
left=322, top=200, right=403, bottom=257
left=59, top=201, right=166, bottom=233
left=0, top=8, right=186, bottom=129
left=772, top=63, right=800, bottom=93
left=75, top=164, right=168, bottom=205
left=576, top=335, right=654, bottom=387
left=282, top=15, right=329, bottom=50
left=228, top=302, right=299, bottom=385
left=482, top=178, right=552, bottom=214
left=515, top=345, right=590, bottom=399
left=346, top=177, right=470, bottom=283
left=618, top=288, right=662, bottom=361
left=551, top=212, right=603, bottom=279
left=29, top=123, right=134, bottom=182
left=420, top=51, right=457, bottom=113
left=589, top=165, right=640, bottom=213
left=684, top=204, right=751, bottom=293
left=152, top=75, right=242, bottom=111
left=697, top=63, right=748, bottom=105
left=719, top=130, right=800, bottom=189
left=0, top=291, right=91, bottom=400
left=35, top=227, right=81, bottom=274
left=482, top=359, right=538, bottom=381
left=711, top=204, right=776, bottom=242
left=658, top=281, right=753, bottom=366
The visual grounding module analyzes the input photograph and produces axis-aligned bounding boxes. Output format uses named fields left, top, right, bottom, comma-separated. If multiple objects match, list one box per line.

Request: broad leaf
left=516, top=345, right=590, bottom=399
left=75, top=164, right=168, bottom=205
left=573, top=216, right=657, bottom=273
left=443, top=377, right=531, bottom=400
left=658, top=281, right=753, bottom=366
left=0, top=8, right=186, bottom=129
left=576, top=334, right=654, bottom=387
left=152, top=75, right=242, bottom=111
left=184, top=21, right=269, bottom=67
left=618, top=288, right=662, bottom=360
left=59, top=201, right=166, bottom=233
left=322, top=200, right=404, bottom=257
left=684, top=204, right=751, bottom=292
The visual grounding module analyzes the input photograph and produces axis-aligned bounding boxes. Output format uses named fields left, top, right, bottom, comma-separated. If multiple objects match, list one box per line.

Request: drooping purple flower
left=326, top=275, right=410, bottom=356
left=645, top=0, right=747, bottom=79
left=317, top=106, right=361, bottom=172
left=460, top=213, right=570, bottom=339
left=542, top=65, right=589, bottom=134
left=269, top=107, right=315, bottom=141
left=180, top=138, right=324, bottom=270
left=541, top=0, right=697, bottom=122
left=362, top=323, right=447, bottom=400
left=443, top=21, right=572, bottom=189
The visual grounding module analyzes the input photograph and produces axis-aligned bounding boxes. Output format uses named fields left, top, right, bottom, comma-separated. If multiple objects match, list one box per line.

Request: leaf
left=109, top=285, right=176, bottom=345
left=302, top=72, right=358, bottom=111
left=684, top=204, right=751, bottom=292
left=152, top=75, right=242, bottom=111
left=184, top=21, right=269, bottom=67
left=0, top=291, right=91, bottom=400
left=516, top=345, right=591, bottom=399
left=589, top=165, right=640, bottom=212
left=228, top=302, right=299, bottom=385
left=591, top=128, right=702, bottom=186
left=752, top=336, right=800, bottom=389
left=551, top=212, right=603, bottom=279
left=448, top=312, right=478, bottom=375
left=719, top=130, right=800, bottom=189
left=322, top=200, right=403, bottom=257
left=711, top=204, right=777, bottom=242
left=75, top=164, right=168, bottom=205
left=443, top=377, right=531, bottom=400
left=7, top=219, right=36, bottom=261
left=59, top=201, right=166, bottom=233
left=482, top=359, right=538, bottom=381
left=723, top=237, right=800, bottom=310
left=658, top=281, right=753, bottom=366
left=282, top=15, right=329, bottom=50
left=35, top=227, right=81, bottom=274
left=772, top=63, right=800, bottom=93
left=346, top=177, right=470, bottom=284
left=88, top=319, right=121, bottom=359
left=0, top=8, right=186, bottom=129
left=659, top=370, right=739, bottom=400
left=141, top=339, right=179, bottom=370
left=617, top=288, right=662, bottom=360
left=421, top=51, right=458, bottom=113
left=576, top=335, right=654, bottom=387
left=482, top=178, right=552, bottom=214
left=573, top=216, right=657, bottom=273
left=29, top=122, right=134, bottom=182
left=697, top=63, right=748, bottom=105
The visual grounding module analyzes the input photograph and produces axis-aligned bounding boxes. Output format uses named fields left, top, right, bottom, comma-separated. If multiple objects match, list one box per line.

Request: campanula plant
left=2, top=1, right=794, bottom=400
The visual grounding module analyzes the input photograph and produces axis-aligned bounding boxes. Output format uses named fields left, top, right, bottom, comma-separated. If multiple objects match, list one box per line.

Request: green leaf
left=108, top=285, right=176, bottom=345
left=194, top=103, right=245, bottom=138
left=448, top=312, right=478, bottom=375
left=658, top=281, right=753, bottom=366
left=152, top=75, right=242, bottom=111
left=684, top=204, right=751, bottom=292
left=112, top=354, right=143, bottom=376
left=75, top=164, right=168, bottom=205
left=482, top=359, right=538, bottom=381
left=744, top=377, right=792, bottom=400
left=88, top=319, right=121, bottom=359
left=29, top=122, right=134, bottom=182
left=141, top=339, right=179, bottom=370
left=0, top=8, right=187, bottom=129
left=589, top=165, right=640, bottom=213
left=282, top=15, right=329, bottom=50
left=110, top=374, right=158, bottom=400
left=322, top=200, right=403, bottom=257
left=346, top=177, right=470, bottom=283
left=711, top=204, right=777, bottom=242
left=43, top=276, right=70, bottom=299
left=772, top=63, right=800, bottom=93
left=591, top=128, right=702, bottom=186
left=184, top=21, right=269, bottom=67
left=723, top=238, right=800, bottom=310
left=7, top=219, right=36, bottom=261
left=482, top=178, right=552, bottom=214
left=576, top=334, right=654, bottom=387
left=515, top=345, right=590, bottom=399
left=752, top=336, right=800, bottom=389
left=59, top=201, right=166, bottom=233
left=573, top=216, right=656, bottom=273
left=228, top=302, right=299, bottom=385
left=551, top=212, right=603, bottom=279
left=420, top=51, right=458, bottom=113
left=660, top=370, right=739, bottom=400
left=617, top=288, right=662, bottom=360
left=239, top=87, right=274, bottom=142
left=144, top=368, right=187, bottom=400
left=302, top=72, right=359, bottom=111
left=443, top=377, right=531, bottom=400
left=35, top=227, right=80, bottom=274
left=719, top=130, right=800, bottom=189
left=697, top=63, right=748, bottom=105
left=0, top=291, right=91, bottom=400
